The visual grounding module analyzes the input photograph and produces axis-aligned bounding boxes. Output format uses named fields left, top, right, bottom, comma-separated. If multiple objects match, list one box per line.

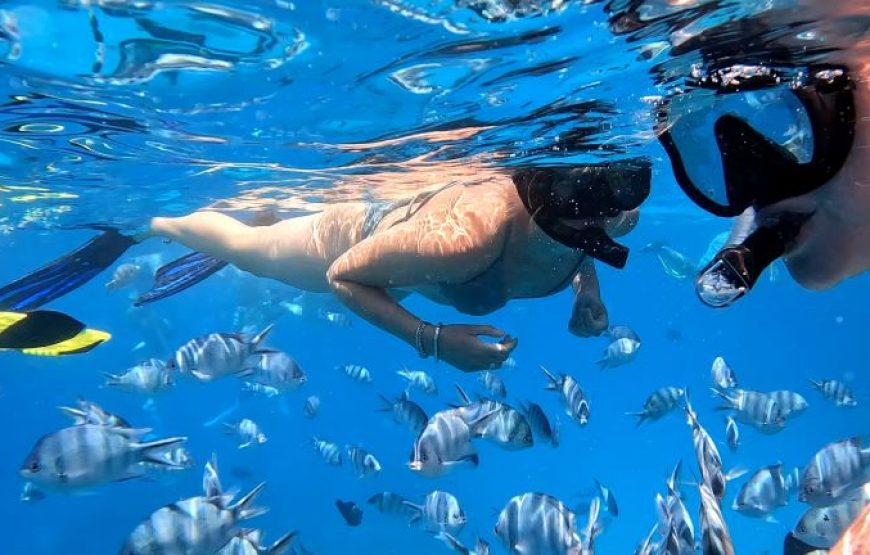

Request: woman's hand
left=569, top=290, right=609, bottom=337
left=437, top=324, right=518, bottom=372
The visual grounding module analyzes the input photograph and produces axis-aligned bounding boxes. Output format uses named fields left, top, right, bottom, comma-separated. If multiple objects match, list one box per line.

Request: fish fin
left=763, top=515, right=779, bottom=524
left=222, top=422, right=236, bottom=434
left=625, top=411, right=647, bottom=427
left=191, top=369, right=215, bottom=382
left=239, top=442, right=252, bottom=449
left=231, top=481, right=268, bottom=520
left=454, top=384, right=471, bottom=406
left=134, top=251, right=227, bottom=306
left=137, top=437, right=188, bottom=465
left=203, top=455, right=222, bottom=498
left=251, top=324, right=275, bottom=350
left=0, top=230, right=136, bottom=311
left=235, top=368, right=255, bottom=378
left=540, top=365, right=559, bottom=389
left=268, top=530, right=298, bottom=555
left=376, top=394, right=394, bottom=412
left=594, top=358, right=608, bottom=369
left=102, top=372, right=123, bottom=386
left=726, top=466, right=748, bottom=481
left=459, top=453, right=479, bottom=467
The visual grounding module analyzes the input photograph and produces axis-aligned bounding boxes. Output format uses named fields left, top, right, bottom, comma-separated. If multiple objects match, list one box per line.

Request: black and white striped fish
left=712, top=388, right=786, bottom=433
left=405, top=490, right=466, bottom=532
left=20, top=425, right=186, bottom=495
left=732, top=464, right=798, bottom=520
left=596, top=337, right=640, bottom=369
left=346, top=445, right=381, bottom=477
left=699, top=482, right=735, bottom=555
left=121, top=458, right=267, bottom=555
left=303, top=396, right=320, bottom=419
left=710, top=356, right=739, bottom=391
left=521, top=401, right=559, bottom=448
left=725, top=417, right=740, bottom=452
left=800, top=437, right=870, bottom=506
left=542, top=366, right=590, bottom=426
left=224, top=419, right=267, bottom=449
left=337, top=364, right=372, bottom=384
left=494, top=493, right=587, bottom=555
left=169, top=325, right=274, bottom=381
left=238, top=351, right=306, bottom=392
left=378, top=391, right=428, bottom=434
left=217, top=529, right=297, bottom=555
left=686, top=394, right=744, bottom=502
left=450, top=386, right=532, bottom=450
left=810, top=379, right=858, bottom=407
left=104, top=359, right=173, bottom=395
left=312, top=437, right=342, bottom=466
left=626, top=387, right=684, bottom=426
left=656, top=461, right=695, bottom=555
left=409, top=410, right=480, bottom=477
left=368, top=492, right=418, bottom=519
left=397, top=368, right=437, bottom=396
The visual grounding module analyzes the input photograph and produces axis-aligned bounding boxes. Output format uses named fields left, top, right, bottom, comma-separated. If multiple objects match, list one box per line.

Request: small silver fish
left=368, top=492, right=418, bottom=519
left=169, top=326, right=274, bottom=381
left=641, top=242, right=698, bottom=281
left=542, top=366, right=590, bottom=426
left=317, top=308, right=352, bottom=327
left=142, top=446, right=195, bottom=477
left=699, top=482, right=735, bottom=555
left=104, top=359, right=174, bottom=395
left=480, top=371, right=508, bottom=398
left=337, top=364, right=372, bottom=384
left=239, top=351, right=306, bottom=392
left=405, top=490, right=467, bottom=532
left=397, top=368, right=438, bottom=395
left=312, top=437, right=342, bottom=466
left=409, top=411, right=479, bottom=477
left=241, top=382, right=282, bottom=399
left=224, top=419, right=267, bottom=449
left=346, top=445, right=382, bottom=477
left=378, top=391, right=427, bottom=434
left=596, top=337, right=641, bottom=369
left=20, top=425, right=186, bottom=494
left=303, top=396, right=320, bottom=419
left=713, top=388, right=785, bottom=434
left=800, top=437, right=870, bottom=506
left=627, top=387, right=684, bottom=426
left=121, top=458, right=267, bottom=555
left=450, top=387, right=532, bottom=450
left=725, top=417, right=740, bottom=452
left=732, top=464, right=798, bottom=521
left=711, top=357, right=739, bottom=390
left=606, top=325, right=641, bottom=343
left=106, top=263, right=142, bottom=291
left=810, top=379, right=858, bottom=407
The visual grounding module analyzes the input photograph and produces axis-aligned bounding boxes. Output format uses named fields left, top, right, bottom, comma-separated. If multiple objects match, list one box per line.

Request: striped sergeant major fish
left=378, top=391, right=428, bottom=435
left=712, top=387, right=786, bottom=434
left=368, top=492, right=419, bottom=520
left=541, top=366, right=590, bottom=426
left=409, top=410, right=481, bottom=478
left=710, top=356, right=738, bottom=391
left=494, top=493, right=601, bottom=555
left=345, top=445, right=381, bottom=477
left=699, top=482, right=735, bottom=555
left=626, top=386, right=684, bottom=426
left=19, top=425, right=186, bottom=496
left=312, top=437, right=342, bottom=466
left=169, top=325, right=274, bottom=381
left=337, top=364, right=372, bottom=384
left=810, top=379, right=858, bottom=407
left=800, top=437, right=870, bottom=507
left=450, top=386, right=533, bottom=450
left=404, top=490, right=466, bottom=532
left=121, top=457, right=267, bottom=555
left=685, top=393, right=745, bottom=502
left=58, top=397, right=132, bottom=429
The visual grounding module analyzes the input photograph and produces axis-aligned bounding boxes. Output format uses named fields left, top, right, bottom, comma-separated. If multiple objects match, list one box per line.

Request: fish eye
left=28, top=460, right=40, bottom=472
left=798, top=524, right=807, bottom=534
left=823, top=514, right=830, bottom=522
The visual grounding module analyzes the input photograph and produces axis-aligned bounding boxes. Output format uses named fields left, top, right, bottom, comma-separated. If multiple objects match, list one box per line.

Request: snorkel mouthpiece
left=696, top=216, right=805, bottom=307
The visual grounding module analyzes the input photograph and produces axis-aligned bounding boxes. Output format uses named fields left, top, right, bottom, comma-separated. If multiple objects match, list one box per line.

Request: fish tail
left=232, top=481, right=269, bottom=520
left=454, top=384, right=471, bottom=406
left=222, top=422, right=236, bottom=434
left=625, top=411, right=647, bottom=427
left=594, top=358, right=608, bottom=369
left=137, top=436, right=188, bottom=465
left=808, top=378, right=822, bottom=390
left=376, top=394, right=394, bottom=412
left=268, top=530, right=298, bottom=555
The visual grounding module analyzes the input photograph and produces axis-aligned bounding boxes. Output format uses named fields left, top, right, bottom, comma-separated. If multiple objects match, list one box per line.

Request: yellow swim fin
left=20, top=328, right=111, bottom=357
left=0, top=310, right=110, bottom=356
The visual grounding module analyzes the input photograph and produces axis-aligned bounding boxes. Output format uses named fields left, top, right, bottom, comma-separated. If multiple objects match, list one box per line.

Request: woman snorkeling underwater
left=0, top=160, right=650, bottom=371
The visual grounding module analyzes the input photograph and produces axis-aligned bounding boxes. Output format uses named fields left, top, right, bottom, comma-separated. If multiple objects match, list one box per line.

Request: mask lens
left=664, top=86, right=813, bottom=211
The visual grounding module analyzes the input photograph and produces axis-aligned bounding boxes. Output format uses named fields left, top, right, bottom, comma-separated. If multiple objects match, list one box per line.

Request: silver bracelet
left=433, top=323, right=443, bottom=362
left=415, top=321, right=430, bottom=359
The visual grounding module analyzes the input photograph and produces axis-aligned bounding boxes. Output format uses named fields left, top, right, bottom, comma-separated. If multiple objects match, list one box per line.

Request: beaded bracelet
left=415, top=321, right=431, bottom=359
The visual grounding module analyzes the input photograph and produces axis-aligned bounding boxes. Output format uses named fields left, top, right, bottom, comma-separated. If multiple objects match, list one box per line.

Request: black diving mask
left=513, top=158, right=652, bottom=269
left=657, top=64, right=855, bottom=218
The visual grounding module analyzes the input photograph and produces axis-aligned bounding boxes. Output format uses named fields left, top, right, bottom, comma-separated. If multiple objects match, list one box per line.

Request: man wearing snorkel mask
left=0, top=160, right=649, bottom=372
left=657, top=61, right=867, bottom=307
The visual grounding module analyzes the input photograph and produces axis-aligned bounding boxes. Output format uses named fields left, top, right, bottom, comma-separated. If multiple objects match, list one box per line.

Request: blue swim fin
left=134, top=251, right=227, bottom=306
left=0, top=230, right=136, bottom=311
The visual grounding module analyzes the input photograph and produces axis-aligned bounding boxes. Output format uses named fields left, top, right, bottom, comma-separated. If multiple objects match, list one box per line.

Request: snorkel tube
left=695, top=214, right=806, bottom=307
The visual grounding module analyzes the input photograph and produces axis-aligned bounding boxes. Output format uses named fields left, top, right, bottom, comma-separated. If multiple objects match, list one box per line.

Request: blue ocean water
left=0, top=1, right=868, bottom=554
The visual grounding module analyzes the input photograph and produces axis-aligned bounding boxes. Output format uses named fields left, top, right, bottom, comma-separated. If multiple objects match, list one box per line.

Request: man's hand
left=569, top=290, right=609, bottom=337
